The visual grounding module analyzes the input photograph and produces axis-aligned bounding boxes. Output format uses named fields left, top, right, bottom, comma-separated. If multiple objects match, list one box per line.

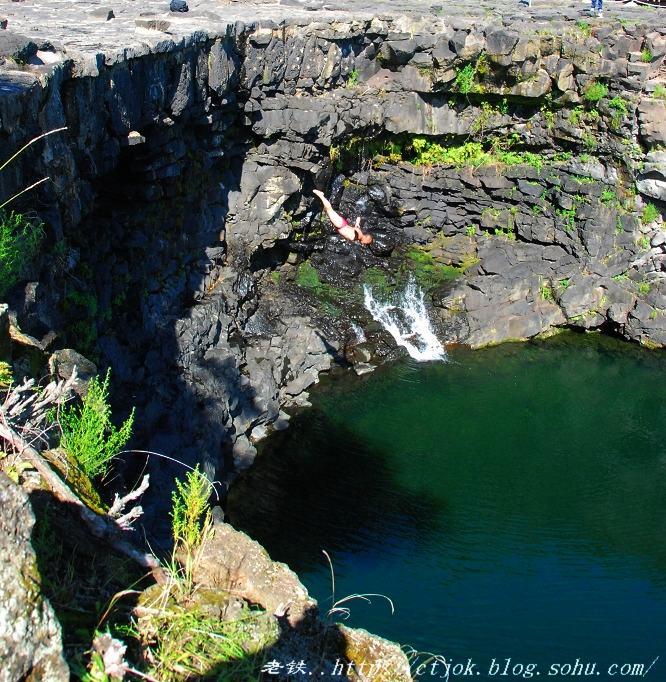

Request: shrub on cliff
left=0, top=128, right=67, bottom=299
left=0, top=210, right=44, bottom=298
left=583, top=81, right=608, bottom=103
left=59, top=368, right=134, bottom=479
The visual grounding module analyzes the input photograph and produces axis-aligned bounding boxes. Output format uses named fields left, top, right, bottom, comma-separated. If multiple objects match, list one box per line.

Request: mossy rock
left=42, top=448, right=105, bottom=514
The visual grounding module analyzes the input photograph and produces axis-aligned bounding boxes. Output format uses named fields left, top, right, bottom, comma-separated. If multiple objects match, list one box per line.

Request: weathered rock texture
left=0, top=474, right=68, bottom=682
left=186, top=519, right=412, bottom=680
left=0, top=2, right=663, bottom=512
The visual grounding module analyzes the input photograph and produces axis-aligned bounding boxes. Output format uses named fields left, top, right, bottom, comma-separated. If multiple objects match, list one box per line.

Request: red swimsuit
left=336, top=218, right=360, bottom=240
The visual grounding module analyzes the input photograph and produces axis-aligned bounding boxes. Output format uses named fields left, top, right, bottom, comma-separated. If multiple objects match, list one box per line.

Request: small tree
left=59, top=368, right=134, bottom=479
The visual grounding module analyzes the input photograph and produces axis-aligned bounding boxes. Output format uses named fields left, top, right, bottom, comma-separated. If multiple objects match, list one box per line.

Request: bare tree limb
left=0, top=421, right=165, bottom=582
left=108, top=474, right=150, bottom=518
left=2, top=370, right=77, bottom=431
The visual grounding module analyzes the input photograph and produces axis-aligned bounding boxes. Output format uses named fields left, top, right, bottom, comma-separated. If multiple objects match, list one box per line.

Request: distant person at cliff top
left=313, top=190, right=373, bottom=245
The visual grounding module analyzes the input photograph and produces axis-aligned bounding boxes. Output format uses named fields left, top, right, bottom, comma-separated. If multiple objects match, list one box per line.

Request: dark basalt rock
left=169, top=0, right=188, bottom=12
left=0, top=11, right=662, bottom=514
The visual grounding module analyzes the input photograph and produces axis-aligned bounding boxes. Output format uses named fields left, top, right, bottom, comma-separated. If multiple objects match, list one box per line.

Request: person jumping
left=313, top=190, right=373, bottom=245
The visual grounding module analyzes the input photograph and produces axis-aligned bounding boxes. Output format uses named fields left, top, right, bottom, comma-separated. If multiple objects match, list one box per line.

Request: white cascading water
left=351, top=322, right=367, bottom=343
left=363, top=274, right=447, bottom=362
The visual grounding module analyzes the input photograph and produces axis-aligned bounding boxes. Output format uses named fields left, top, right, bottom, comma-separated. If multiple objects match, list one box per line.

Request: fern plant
left=59, top=368, right=134, bottom=479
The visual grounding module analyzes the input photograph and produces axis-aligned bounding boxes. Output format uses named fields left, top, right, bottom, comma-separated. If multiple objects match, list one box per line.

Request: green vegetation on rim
left=637, top=280, right=651, bottom=296
left=85, top=466, right=273, bottom=682
left=583, top=81, right=608, bottom=103
left=171, top=465, right=212, bottom=558
left=0, top=361, right=12, bottom=388
left=403, top=246, right=465, bottom=291
left=296, top=260, right=359, bottom=308
left=600, top=189, right=617, bottom=205
left=539, top=279, right=555, bottom=302
left=556, top=207, right=577, bottom=233
left=608, top=96, right=629, bottom=131
left=346, top=68, right=359, bottom=88
left=454, top=53, right=489, bottom=94
left=576, top=21, right=592, bottom=38
left=330, top=130, right=613, bottom=174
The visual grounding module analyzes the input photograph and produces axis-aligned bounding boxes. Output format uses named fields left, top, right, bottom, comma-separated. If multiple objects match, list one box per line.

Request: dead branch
left=108, top=474, right=150, bottom=518
left=0, top=421, right=165, bottom=582
left=108, top=474, right=150, bottom=531
left=2, top=370, right=77, bottom=432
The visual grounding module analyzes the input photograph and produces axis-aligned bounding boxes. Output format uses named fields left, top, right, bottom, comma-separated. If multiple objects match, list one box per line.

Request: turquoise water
left=227, top=333, right=666, bottom=679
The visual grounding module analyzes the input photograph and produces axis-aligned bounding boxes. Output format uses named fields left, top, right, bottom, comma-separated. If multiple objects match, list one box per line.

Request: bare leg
left=313, top=190, right=346, bottom=229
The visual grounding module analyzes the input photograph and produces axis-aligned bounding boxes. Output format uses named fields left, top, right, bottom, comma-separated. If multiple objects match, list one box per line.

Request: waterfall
left=351, top=322, right=366, bottom=343
left=363, top=275, right=447, bottom=362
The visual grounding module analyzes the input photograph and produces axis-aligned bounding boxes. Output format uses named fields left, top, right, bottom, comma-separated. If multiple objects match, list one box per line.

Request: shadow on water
left=227, top=405, right=445, bottom=574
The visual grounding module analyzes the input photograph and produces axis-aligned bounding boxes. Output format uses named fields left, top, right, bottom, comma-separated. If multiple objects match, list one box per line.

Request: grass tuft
left=131, top=597, right=272, bottom=682
left=641, top=203, right=659, bottom=225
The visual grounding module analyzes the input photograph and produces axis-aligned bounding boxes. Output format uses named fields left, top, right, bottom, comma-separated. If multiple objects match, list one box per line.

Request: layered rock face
left=0, top=474, right=69, bottom=681
left=238, top=16, right=665, bottom=348
left=0, top=5, right=664, bottom=496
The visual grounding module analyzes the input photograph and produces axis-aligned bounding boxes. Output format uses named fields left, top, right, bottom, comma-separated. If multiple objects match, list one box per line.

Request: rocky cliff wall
left=0, top=4, right=664, bottom=513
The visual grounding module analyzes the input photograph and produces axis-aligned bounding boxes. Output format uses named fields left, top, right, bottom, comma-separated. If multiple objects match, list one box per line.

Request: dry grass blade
left=322, top=549, right=395, bottom=622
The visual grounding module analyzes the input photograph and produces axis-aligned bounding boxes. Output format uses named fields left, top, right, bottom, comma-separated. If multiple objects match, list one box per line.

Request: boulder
left=48, top=349, right=97, bottom=396
left=0, top=32, right=37, bottom=62
left=510, top=69, right=552, bottom=98
left=0, top=474, right=68, bottom=681
left=169, top=0, right=189, bottom=12
left=336, top=625, right=412, bottom=680
left=636, top=151, right=666, bottom=202
left=559, top=277, right=604, bottom=321
left=486, top=29, right=519, bottom=57
left=638, top=98, right=666, bottom=147
left=191, top=521, right=317, bottom=628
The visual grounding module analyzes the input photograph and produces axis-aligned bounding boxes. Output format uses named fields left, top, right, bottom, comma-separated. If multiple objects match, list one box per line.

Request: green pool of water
left=227, top=332, right=666, bottom=679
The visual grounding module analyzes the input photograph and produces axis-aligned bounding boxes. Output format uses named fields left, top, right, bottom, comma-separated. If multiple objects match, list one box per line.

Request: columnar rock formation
left=0, top=0, right=664, bottom=487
